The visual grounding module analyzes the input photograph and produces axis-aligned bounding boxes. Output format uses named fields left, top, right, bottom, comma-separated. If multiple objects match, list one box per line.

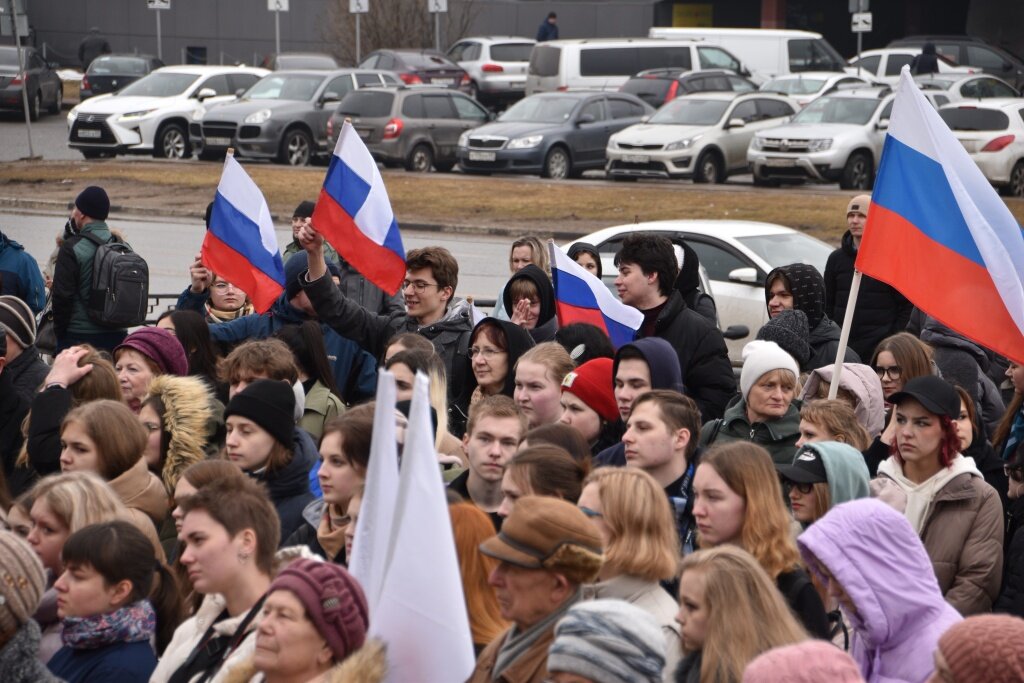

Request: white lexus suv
left=67, top=65, right=267, bottom=160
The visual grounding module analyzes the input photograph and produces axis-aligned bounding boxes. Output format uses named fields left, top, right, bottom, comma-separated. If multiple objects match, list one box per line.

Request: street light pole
left=9, top=0, right=35, bottom=158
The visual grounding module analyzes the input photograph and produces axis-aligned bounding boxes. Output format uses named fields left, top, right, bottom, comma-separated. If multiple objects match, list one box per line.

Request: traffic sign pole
left=156, top=9, right=162, bottom=60
left=350, top=0, right=368, bottom=63
left=356, top=13, right=361, bottom=62
left=275, top=7, right=280, bottom=57
left=8, top=0, right=34, bottom=158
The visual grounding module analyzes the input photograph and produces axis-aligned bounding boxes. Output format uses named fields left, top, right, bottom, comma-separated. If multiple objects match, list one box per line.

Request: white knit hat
left=740, top=340, right=799, bottom=400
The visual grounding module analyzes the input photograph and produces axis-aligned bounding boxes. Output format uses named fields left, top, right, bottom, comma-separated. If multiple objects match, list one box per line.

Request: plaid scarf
left=61, top=600, right=155, bottom=649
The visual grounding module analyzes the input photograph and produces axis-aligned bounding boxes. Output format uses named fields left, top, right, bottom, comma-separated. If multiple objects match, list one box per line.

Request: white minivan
left=647, top=28, right=846, bottom=84
left=525, top=38, right=748, bottom=94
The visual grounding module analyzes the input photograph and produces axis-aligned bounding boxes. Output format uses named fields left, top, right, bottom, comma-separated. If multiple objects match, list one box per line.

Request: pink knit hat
left=743, top=641, right=864, bottom=683
left=938, top=614, right=1024, bottom=683
left=269, top=559, right=369, bottom=661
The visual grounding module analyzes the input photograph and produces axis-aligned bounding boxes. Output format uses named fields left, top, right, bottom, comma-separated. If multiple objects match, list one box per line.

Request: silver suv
left=747, top=87, right=894, bottom=190
left=446, top=37, right=535, bottom=106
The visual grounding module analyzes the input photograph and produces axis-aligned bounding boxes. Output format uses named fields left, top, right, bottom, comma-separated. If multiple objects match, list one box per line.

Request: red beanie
left=561, top=357, right=617, bottom=422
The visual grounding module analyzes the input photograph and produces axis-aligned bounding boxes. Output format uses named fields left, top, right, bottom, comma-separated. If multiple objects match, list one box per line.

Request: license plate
left=357, top=128, right=371, bottom=140
left=432, top=78, right=454, bottom=86
left=77, top=128, right=102, bottom=139
left=469, top=151, right=496, bottom=161
left=622, top=154, right=649, bottom=163
left=765, top=158, right=796, bottom=167
left=206, top=136, right=231, bottom=146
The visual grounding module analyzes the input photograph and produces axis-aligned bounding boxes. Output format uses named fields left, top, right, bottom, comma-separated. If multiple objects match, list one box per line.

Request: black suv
left=620, top=68, right=757, bottom=108
left=888, top=36, right=1024, bottom=90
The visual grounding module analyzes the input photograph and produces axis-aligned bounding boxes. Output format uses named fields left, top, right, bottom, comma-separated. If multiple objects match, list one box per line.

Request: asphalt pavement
left=0, top=110, right=78, bottom=162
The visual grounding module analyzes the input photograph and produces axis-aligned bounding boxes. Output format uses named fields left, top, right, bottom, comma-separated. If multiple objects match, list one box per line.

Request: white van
left=525, top=38, right=748, bottom=94
left=647, top=28, right=846, bottom=84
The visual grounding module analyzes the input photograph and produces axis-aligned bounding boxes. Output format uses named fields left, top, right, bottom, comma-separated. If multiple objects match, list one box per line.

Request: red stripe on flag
left=201, top=232, right=283, bottom=314
left=556, top=301, right=610, bottom=334
left=857, top=203, right=1024, bottom=364
left=312, top=189, right=406, bottom=295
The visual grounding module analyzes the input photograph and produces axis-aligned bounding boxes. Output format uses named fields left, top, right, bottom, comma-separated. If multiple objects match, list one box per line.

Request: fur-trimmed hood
left=221, top=639, right=387, bottom=683
left=145, top=374, right=214, bottom=492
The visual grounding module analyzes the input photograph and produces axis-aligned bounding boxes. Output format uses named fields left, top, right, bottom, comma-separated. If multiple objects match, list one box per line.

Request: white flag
left=348, top=370, right=400, bottom=609
left=370, top=372, right=475, bottom=683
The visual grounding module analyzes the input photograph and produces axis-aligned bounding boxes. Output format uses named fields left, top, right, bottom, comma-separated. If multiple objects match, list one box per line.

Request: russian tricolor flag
left=202, top=154, right=285, bottom=313
left=858, top=68, right=1024, bottom=364
left=312, top=121, right=405, bottom=295
left=549, top=241, right=643, bottom=348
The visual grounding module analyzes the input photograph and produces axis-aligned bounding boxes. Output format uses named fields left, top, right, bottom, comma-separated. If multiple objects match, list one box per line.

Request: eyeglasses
left=469, top=346, right=504, bottom=360
left=402, top=279, right=441, bottom=293
left=1005, top=465, right=1024, bottom=483
left=579, top=506, right=603, bottom=519
left=781, top=478, right=814, bottom=495
left=873, top=365, right=902, bottom=380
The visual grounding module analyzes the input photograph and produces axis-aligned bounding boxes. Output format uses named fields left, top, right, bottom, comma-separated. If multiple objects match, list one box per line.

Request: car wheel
left=1007, top=161, right=1024, bottom=198
left=26, top=91, right=40, bottom=121
left=694, top=150, right=724, bottom=184
left=155, top=123, right=190, bottom=159
left=48, top=86, right=61, bottom=114
left=405, top=144, right=434, bottom=172
left=434, top=160, right=455, bottom=173
left=279, top=128, right=313, bottom=166
left=542, top=146, right=571, bottom=180
left=840, top=151, right=873, bottom=190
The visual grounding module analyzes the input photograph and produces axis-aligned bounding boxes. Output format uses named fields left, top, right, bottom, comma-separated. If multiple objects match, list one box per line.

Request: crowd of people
left=0, top=183, right=1023, bottom=683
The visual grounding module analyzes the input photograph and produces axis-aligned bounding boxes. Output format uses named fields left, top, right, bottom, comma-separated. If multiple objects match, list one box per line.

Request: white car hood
left=76, top=94, right=192, bottom=114
left=757, top=122, right=863, bottom=139
left=615, top=123, right=712, bottom=145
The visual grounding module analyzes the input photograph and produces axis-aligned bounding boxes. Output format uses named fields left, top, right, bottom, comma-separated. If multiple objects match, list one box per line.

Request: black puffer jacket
left=765, top=263, right=860, bottom=371
left=824, top=231, right=913, bottom=360
left=673, top=240, right=718, bottom=326
left=995, top=497, right=1024, bottom=617
left=0, top=371, right=29, bottom=494
left=502, top=264, right=557, bottom=343
left=647, top=290, right=734, bottom=421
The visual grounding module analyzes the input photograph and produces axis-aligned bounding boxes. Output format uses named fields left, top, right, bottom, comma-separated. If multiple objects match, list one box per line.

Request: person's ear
left=673, top=427, right=691, bottom=454
left=441, top=286, right=453, bottom=303
left=109, top=578, right=134, bottom=608
left=316, top=638, right=333, bottom=667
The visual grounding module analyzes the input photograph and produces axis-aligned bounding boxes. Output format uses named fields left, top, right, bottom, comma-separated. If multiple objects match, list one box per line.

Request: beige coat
left=221, top=639, right=387, bottom=683
left=110, top=457, right=169, bottom=531
left=583, top=574, right=683, bottom=682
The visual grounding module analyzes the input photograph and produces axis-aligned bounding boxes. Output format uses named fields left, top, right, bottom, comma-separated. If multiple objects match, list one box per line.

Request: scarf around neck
left=206, top=301, right=254, bottom=323
left=493, top=587, right=581, bottom=680
left=62, top=600, right=156, bottom=650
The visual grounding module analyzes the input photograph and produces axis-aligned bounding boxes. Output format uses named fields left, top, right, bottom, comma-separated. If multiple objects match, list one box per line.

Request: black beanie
left=75, top=186, right=110, bottom=221
left=225, top=379, right=296, bottom=448
left=293, top=200, right=316, bottom=219
left=756, top=308, right=812, bottom=370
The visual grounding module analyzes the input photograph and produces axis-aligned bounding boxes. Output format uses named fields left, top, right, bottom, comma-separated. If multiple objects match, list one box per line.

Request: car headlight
left=67, top=107, right=78, bottom=125
left=118, top=109, right=157, bottom=121
left=751, top=137, right=765, bottom=151
left=665, top=134, right=701, bottom=151
left=458, top=131, right=470, bottom=148
left=507, top=134, right=543, bottom=150
left=607, top=137, right=619, bottom=150
left=244, top=108, right=272, bottom=124
left=807, top=138, right=833, bottom=152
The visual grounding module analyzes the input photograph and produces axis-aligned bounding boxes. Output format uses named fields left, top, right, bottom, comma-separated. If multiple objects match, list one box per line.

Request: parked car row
left=0, top=45, right=62, bottom=120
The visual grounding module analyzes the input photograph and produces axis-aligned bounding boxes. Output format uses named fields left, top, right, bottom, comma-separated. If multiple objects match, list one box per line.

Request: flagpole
left=827, top=271, right=862, bottom=400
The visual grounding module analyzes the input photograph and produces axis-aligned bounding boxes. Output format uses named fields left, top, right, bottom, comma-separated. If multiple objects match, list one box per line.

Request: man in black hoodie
left=613, top=233, right=735, bottom=420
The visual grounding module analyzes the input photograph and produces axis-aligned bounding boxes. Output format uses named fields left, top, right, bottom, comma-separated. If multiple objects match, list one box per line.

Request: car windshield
left=245, top=74, right=325, bottom=101
left=499, top=96, right=579, bottom=123
left=762, top=77, right=826, bottom=95
left=490, top=43, right=534, bottom=62
left=0, top=49, right=24, bottom=67
left=738, top=234, right=832, bottom=273
left=117, top=72, right=199, bottom=97
left=88, top=57, right=150, bottom=75
left=939, top=107, right=1010, bottom=131
left=791, top=96, right=880, bottom=125
left=648, top=98, right=729, bottom=125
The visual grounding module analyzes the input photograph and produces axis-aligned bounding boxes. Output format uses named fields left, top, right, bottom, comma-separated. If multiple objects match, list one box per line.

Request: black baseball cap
left=776, top=447, right=828, bottom=485
left=888, top=375, right=960, bottom=419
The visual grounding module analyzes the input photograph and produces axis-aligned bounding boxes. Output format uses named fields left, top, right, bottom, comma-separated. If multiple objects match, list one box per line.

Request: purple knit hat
left=114, top=327, right=188, bottom=376
left=269, top=559, right=369, bottom=661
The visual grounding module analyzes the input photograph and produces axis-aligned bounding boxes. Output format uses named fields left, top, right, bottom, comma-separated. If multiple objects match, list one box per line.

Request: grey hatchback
left=191, top=69, right=399, bottom=165
left=330, top=86, right=491, bottom=172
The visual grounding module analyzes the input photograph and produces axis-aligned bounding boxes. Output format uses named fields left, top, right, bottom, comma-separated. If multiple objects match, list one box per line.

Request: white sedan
left=67, top=65, right=268, bottom=159
left=913, top=73, right=1020, bottom=102
left=939, top=99, right=1024, bottom=197
left=566, top=220, right=834, bottom=363
left=846, top=48, right=976, bottom=85
left=759, top=71, right=875, bottom=108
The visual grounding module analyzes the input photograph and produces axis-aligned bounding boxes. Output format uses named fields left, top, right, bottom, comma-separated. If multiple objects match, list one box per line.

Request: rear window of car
left=490, top=43, right=534, bottom=62
left=337, top=90, right=395, bottom=118
left=0, top=49, right=21, bottom=67
left=788, top=38, right=845, bottom=72
left=529, top=45, right=561, bottom=77
left=278, top=55, right=338, bottom=70
left=400, top=53, right=451, bottom=69
left=621, top=77, right=672, bottom=103
left=581, top=46, right=691, bottom=77
left=938, top=107, right=1010, bottom=131
left=87, top=57, right=150, bottom=75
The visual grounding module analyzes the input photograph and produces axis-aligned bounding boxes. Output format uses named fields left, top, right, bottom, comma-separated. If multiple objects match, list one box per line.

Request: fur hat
left=549, top=600, right=665, bottom=683
left=0, top=531, right=46, bottom=642
left=740, top=340, right=799, bottom=401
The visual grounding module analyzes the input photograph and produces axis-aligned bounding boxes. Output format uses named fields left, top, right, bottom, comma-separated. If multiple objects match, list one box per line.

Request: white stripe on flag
left=216, top=155, right=278, bottom=256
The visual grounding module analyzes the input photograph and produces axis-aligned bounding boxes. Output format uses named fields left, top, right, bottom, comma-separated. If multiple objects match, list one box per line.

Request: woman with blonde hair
left=578, top=467, right=684, bottom=674
left=675, top=545, right=808, bottom=683
left=797, top=400, right=871, bottom=451
left=514, top=342, right=575, bottom=429
left=693, top=442, right=830, bottom=638
left=386, top=347, right=464, bottom=462
left=449, top=502, right=509, bottom=654
left=492, top=235, right=550, bottom=320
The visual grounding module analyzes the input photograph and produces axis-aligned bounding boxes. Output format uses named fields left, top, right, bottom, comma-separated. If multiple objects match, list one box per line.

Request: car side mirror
left=322, top=92, right=342, bottom=104
left=47, top=61, right=59, bottom=69
left=726, top=118, right=746, bottom=129
left=722, top=324, right=750, bottom=340
left=487, top=111, right=496, bottom=121
left=196, top=87, right=217, bottom=101
left=577, top=113, right=596, bottom=126
left=640, top=115, right=650, bottom=123
left=876, top=118, right=890, bottom=130
left=234, top=88, right=247, bottom=97
left=728, top=267, right=759, bottom=284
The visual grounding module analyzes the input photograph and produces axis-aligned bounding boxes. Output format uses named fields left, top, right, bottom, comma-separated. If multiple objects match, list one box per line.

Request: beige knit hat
left=0, top=531, right=46, bottom=641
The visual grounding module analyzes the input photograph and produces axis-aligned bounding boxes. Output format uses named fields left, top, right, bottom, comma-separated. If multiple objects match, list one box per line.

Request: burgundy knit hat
left=938, top=614, right=1024, bottom=683
left=269, top=559, right=369, bottom=661
left=114, top=327, right=188, bottom=376
left=561, top=357, right=618, bottom=422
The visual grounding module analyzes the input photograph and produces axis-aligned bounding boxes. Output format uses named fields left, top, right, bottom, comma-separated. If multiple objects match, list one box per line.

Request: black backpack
left=81, top=232, right=149, bottom=328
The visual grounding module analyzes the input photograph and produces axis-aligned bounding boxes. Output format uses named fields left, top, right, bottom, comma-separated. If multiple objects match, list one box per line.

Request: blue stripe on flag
left=323, top=154, right=371, bottom=220
left=210, top=193, right=285, bottom=285
left=872, top=136, right=985, bottom=268
left=382, top=217, right=406, bottom=260
left=553, top=268, right=603, bottom=311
